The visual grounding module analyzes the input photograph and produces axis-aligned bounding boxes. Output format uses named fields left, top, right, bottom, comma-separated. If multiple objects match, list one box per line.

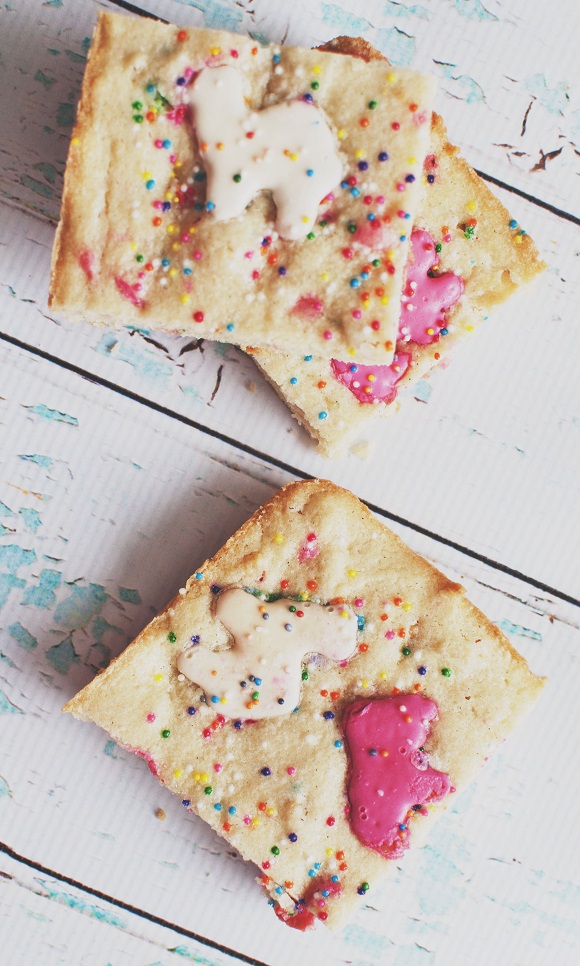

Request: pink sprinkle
left=245, top=251, right=254, bottom=259
left=444, top=234, right=452, bottom=243
left=193, top=250, right=202, bottom=260
left=146, top=712, right=156, bottom=723
left=181, top=233, right=189, bottom=243
left=134, top=283, right=142, bottom=292
left=386, top=630, right=395, bottom=640
left=323, top=330, right=333, bottom=340
left=287, top=766, right=296, bottom=776
left=252, top=270, right=260, bottom=280
left=376, top=195, right=385, bottom=204
left=169, top=154, right=177, bottom=163
left=153, top=200, right=163, bottom=209
left=184, top=67, right=194, bottom=78
left=214, top=763, right=222, bottom=772
left=354, top=598, right=364, bottom=607
left=352, top=309, right=362, bottom=319
left=396, top=183, right=405, bottom=192
left=243, top=815, right=252, bottom=825
left=154, top=139, right=163, bottom=149
left=397, top=210, right=407, bottom=219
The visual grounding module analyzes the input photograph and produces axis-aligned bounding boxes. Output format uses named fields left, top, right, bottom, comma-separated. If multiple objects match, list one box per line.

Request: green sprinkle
left=204, top=786, right=212, bottom=795
left=307, top=231, right=316, bottom=240
left=271, top=845, right=280, bottom=855
left=136, top=254, right=144, bottom=263
left=464, top=225, right=475, bottom=239
left=368, top=100, right=377, bottom=109
left=361, top=881, right=370, bottom=892
left=289, top=606, right=297, bottom=613
left=233, top=173, right=242, bottom=183
left=401, top=646, right=411, bottom=657
left=347, top=222, right=357, bottom=233
left=441, top=667, right=452, bottom=677
left=311, top=81, right=319, bottom=90
left=252, top=691, right=260, bottom=700
left=301, top=670, right=309, bottom=681
left=372, top=258, right=380, bottom=267
left=435, top=243, right=442, bottom=253
left=132, top=100, right=142, bottom=110
left=133, top=115, right=143, bottom=123
left=168, top=631, right=176, bottom=643
left=161, top=729, right=170, bottom=738
left=319, top=220, right=327, bottom=227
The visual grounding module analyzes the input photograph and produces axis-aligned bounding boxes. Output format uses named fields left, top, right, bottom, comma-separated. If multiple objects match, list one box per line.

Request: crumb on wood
left=350, top=439, right=372, bottom=459
left=248, top=381, right=256, bottom=393
left=155, top=807, right=166, bottom=821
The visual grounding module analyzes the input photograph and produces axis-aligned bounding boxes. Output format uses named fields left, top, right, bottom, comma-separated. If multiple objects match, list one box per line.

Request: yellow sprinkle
left=220, top=697, right=227, bottom=704
left=71, top=137, right=80, bottom=146
left=361, top=680, right=369, bottom=689
left=174, top=769, right=183, bottom=779
left=387, top=72, right=397, bottom=83
left=321, top=273, right=329, bottom=281
left=169, top=268, right=178, bottom=277
left=326, top=848, right=334, bottom=856
left=174, top=161, right=182, bottom=168
left=368, top=374, right=376, bottom=382
left=188, top=226, right=196, bottom=234
left=426, top=327, right=434, bottom=336
left=300, top=592, right=309, bottom=601
left=312, top=65, right=322, bottom=74
left=514, top=235, right=523, bottom=245
left=211, top=46, right=222, bottom=56
left=466, top=325, right=474, bottom=332
left=301, top=215, right=309, bottom=223
left=266, top=807, right=276, bottom=816
left=290, top=152, right=299, bottom=161
left=173, top=196, right=180, bottom=204
left=355, top=149, right=365, bottom=159
left=167, top=225, right=176, bottom=234
left=340, top=610, right=349, bottom=619
left=380, top=672, right=387, bottom=680
left=252, top=818, right=260, bottom=828
left=467, top=201, right=476, bottom=212
left=408, top=157, right=416, bottom=166
left=165, top=191, right=173, bottom=201
left=201, top=773, right=209, bottom=782
left=402, top=602, right=412, bottom=612
left=181, top=294, right=190, bottom=304
left=347, top=347, right=356, bottom=356
left=194, top=773, right=201, bottom=782
left=142, top=171, right=151, bottom=180
left=347, top=569, right=357, bottom=578
left=172, top=243, right=180, bottom=251
left=130, top=242, right=137, bottom=251
left=154, top=673, right=163, bottom=682
left=274, top=533, right=285, bottom=545
left=337, top=128, right=346, bottom=139
left=381, top=296, right=389, bottom=305
left=216, top=142, right=224, bottom=150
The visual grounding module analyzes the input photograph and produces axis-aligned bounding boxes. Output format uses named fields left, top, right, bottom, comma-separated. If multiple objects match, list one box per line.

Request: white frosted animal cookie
left=177, top=588, right=358, bottom=718
left=189, top=66, right=343, bottom=241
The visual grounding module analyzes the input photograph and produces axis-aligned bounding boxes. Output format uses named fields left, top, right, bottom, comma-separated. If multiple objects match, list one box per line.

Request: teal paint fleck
left=56, top=102, right=75, bottom=128
left=32, top=162, right=59, bottom=185
left=374, top=26, right=415, bottom=66
left=0, top=501, right=14, bottom=518
left=82, top=37, right=92, bottom=54
left=384, top=1, right=429, bottom=18
left=24, top=403, right=78, bottom=426
left=22, top=569, right=62, bottom=608
left=54, top=583, right=108, bottom=629
left=89, top=616, right=126, bottom=669
left=103, top=739, right=118, bottom=757
left=343, top=923, right=394, bottom=957
left=94, top=335, right=174, bottom=384
left=413, top=380, right=432, bottom=403
left=0, top=544, right=36, bottom=572
left=19, top=508, right=42, bottom=534
left=19, top=454, right=54, bottom=470
left=394, top=944, right=432, bottom=966
left=451, top=0, right=498, bottom=21
left=119, top=587, right=142, bottom=605
left=47, top=48, right=60, bottom=56
left=65, top=49, right=87, bottom=64
left=496, top=619, right=542, bottom=642
left=20, top=176, right=53, bottom=199
left=8, top=622, right=38, bottom=650
left=0, top=776, right=12, bottom=799
left=173, top=0, right=243, bottom=31
left=0, top=524, right=12, bottom=537
left=34, top=69, right=55, bottom=90
left=525, top=74, right=569, bottom=115
left=168, top=945, right=220, bottom=964
left=0, top=651, right=15, bottom=668
left=45, top=634, right=79, bottom=675
left=0, top=689, right=23, bottom=715
left=321, top=2, right=371, bottom=33
left=435, top=62, right=486, bottom=103
left=0, top=574, right=26, bottom=609
left=45, top=0, right=63, bottom=7
left=39, top=881, right=126, bottom=929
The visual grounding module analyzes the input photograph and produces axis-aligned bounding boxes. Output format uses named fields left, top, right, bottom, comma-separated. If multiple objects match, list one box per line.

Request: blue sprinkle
left=404, top=212, right=411, bottom=219
left=358, top=161, right=368, bottom=171
left=211, top=584, right=221, bottom=594
left=289, top=832, right=298, bottom=842
left=163, top=139, right=171, bottom=149
left=306, top=168, right=314, bottom=177
left=440, top=328, right=448, bottom=336
left=323, top=711, right=335, bottom=720
left=284, top=622, right=293, bottom=631
left=509, top=219, right=518, bottom=229
left=255, top=678, right=262, bottom=686
left=261, top=237, right=271, bottom=247
left=262, top=613, right=269, bottom=621
left=367, top=213, right=376, bottom=221
left=350, top=187, right=360, bottom=198
left=190, top=635, right=200, bottom=644
left=183, top=267, right=192, bottom=275
left=206, top=201, right=215, bottom=212
left=278, top=267, right=287, bottom=275
left=418, top=665, right=427, bottom=675
left=214, top=803, right=222, bottom=811
left=427, top=174, right=435, bottom=183
left=378, top=151, right=388, bottom=162
left=195, top=572, right=203, bottom=580
left=234, top=720, right=242, bottom=729
left=289, top=378, right=297, bottom=386
left=405, top=174, right=416, bottom=183
left=228, top=806, right=237, bottom=815
left=322, top=889, right=330, bottom=897
left=187, top=706, right=196, bottom=715
left=249, top=675, right=255, bottom=682
left=399, top=823, right=407, bottom=830
left=145, top=179, right=155, bottom=190
left=146, top=83, right=155, bottom=93
left=161, top=258, right=170, bottom=266
left=273, top=54, right=281, bottom=64
left=261, top=767, right=271, bottom=776
left=360, top=271, right=369, bottom=280
left=182, top=799, right=191, bottom=807
left=340, top=180, right=349, bottom=190
left=334, top=739, right=343, bottom=748
left=314, top=863, right=321, bottom=869
left=303, top=92, right=313, bottom=103
left=226, top=323, right=234, bottom=332
left=304, top=354, right=313, bottom=362
left=176, top=76, right=186, bottom=86
left=278, top=698, right=285, bottom=705
left=211, top=695, right=219, bottom=704
left=357, top=615, right=365, bottom=631
left=369, top=748, right=378, bottom=756
left=308, top=869, right=315, bottom=877
left=349, top=364, right=358, bottom=373
left=520, top=229, right=527, bottom=235
left=331, top=875, right=339, bottom=882
left=350, top=278, right=360, bottom=288
left=400, top=235, right=407, bottom=242
left=318, top=411, right=328, bottom=420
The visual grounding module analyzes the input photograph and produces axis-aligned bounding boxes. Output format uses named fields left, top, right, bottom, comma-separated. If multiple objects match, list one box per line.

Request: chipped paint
left=0, top=545, right=36, bottom=572
left=22, top=569, right=62, bottom=608
left=0, top=574, right=27, bottom=609
left=525, top=74, right=569, bottom=115
left=0, top=775, right=12, bottom=799
left=94, top=334, right=175, bottom=385
left=0, top=688, right=24, bottom=714
left=412, top=379, right=432, bottom=403
left=435, top=62, right=485, bottom=103
left=118, top=587, right=142, bottom=605
left=452, top=0, right=498, bottom=21
left=19, top=175, right=53, bottom=199
left=172, top=0, right=244, bottom=32
left=53, top=583, right=108, bottom=629
left=383, top=1, right=429, bottom=19
left=8, top=621, right=38, bottom=650
left=19, top=508, right=42, bottom=534
left=56, top=102, right=75, bottom=128
left=33, top=69, right=55, bottom=90
left=496, top=618, right=542, bottom=641
left=19, top=455, right=55, bottom=470
left=45, top=633, right=79, bottom=674
left=38, top=880, right=127, bottom=929
left=23, top=404, right=78, bottom=426
left=375, top=26, right=416, bottom=66
left=320, top=3, right=371, bottom=34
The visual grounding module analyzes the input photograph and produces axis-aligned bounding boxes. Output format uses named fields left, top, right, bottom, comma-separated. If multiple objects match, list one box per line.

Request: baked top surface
left=50, top=12, right=437, bottom=364
left=65, top=479, right=542, bottom=929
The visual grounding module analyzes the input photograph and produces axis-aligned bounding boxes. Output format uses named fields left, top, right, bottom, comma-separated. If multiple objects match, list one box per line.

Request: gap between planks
left=1, top=328, right=578, bottom=611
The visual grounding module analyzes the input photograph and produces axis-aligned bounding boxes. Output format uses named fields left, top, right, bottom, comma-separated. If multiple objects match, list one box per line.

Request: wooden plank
left=0, top=0, right=578, bottom=222
left=1, top=851, right=249, bottom=966
left=1, top=188, right=578, bottom=598
left=0, top=341, right=578, bottom=964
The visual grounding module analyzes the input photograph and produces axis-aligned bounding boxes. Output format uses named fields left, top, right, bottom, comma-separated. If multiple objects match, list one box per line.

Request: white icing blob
left=177, top=588, right=357, bottom=719
left=189, top=65, right=344, bottom=240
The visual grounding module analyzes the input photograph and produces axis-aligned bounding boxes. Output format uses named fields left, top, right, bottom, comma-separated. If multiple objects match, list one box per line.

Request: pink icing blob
left=342, top=694, right=450, bottom=859
left=331, top=353, right=411, bottom=404
left=115, top=276, right=145, bottom=310
left=292, top=294, right=324, bottom=319
left=121, top=745, right=159, bottom=777
left=398, top=229, right=464, bottom=345
left=352, top=220, right=397, bottom=250
left=330, top=229, right=463, bottom=406
left=273, top=876, right=342, bottom=930
left=298, top=531, right=319, bottom=562
left=78, top=249, right=95, bottom=282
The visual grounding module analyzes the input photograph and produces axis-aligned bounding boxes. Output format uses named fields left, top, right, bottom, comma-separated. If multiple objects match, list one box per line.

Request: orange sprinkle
left=317, top=381, right=326, bottom=389
left=360, top=117, right=369, bottom=127
left=394, top=597, right=403, bottom=606
left=398, top=628, right=406, bottom=638
left=177, top=30, right=187, bottom=42
left=380, top=613, right=389, bottom=621
left=359, top=643, right=369, bottom=653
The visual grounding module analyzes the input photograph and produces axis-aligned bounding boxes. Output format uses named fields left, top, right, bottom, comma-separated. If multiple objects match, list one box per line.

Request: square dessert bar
left=65, top=480, right=543, bottom=929
left=50, top=12, right=437, bottom=364
left=250, top=39, right=545, bottom=454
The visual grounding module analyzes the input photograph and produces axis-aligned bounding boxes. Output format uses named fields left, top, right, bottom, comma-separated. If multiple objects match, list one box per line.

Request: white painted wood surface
left=1, top=1, right=579, bottom=965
